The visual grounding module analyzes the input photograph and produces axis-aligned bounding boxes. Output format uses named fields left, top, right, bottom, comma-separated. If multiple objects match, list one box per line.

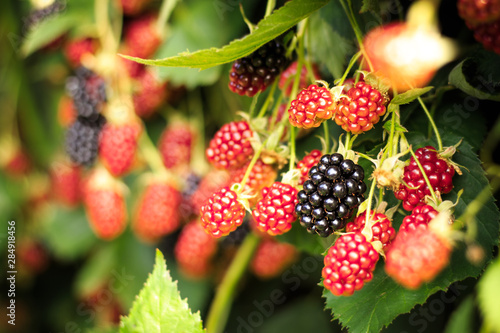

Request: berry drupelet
left=296, top=153, right=367, bottom=237
left=228, top=39, right=288, bottom=97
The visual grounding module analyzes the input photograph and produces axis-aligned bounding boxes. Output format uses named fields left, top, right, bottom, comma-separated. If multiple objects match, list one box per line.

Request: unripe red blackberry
left=468, top=19, right=500, bottom=55
left=251, top=239, right=297, bottom=279
left=229, top=40, right=288, bottom=97
left=394, top=146, right=455, bottom=211
left=206, top=121, right=254, bottom=170
left=133, top=182, right=182, bottom=243
left=296, top=149, right=322, bottom=185
left=63, top=38, right=98, bottom=68
left=288, top=84, right=336, bottom=129
left=279, top=61, right=321, bottom=96
left=458, top=0, right=500, bottom=25
left=66, top=115, right=106, bottom=167
left=200, top=186, right=245, bottom=238
left=385, top=227, right=451, bottom=289
left=132, top=70, right=168, bottom=118
left=296, top=153, right=367, bottom=237
left=191, top=170, right=230, bottom=213
left=230, top=159, right=277, bottom=207
left=175, top=220, right=218, bottom=278
left=334, top=81, right=388, bottom=134
left=322, top=232, right=379, bottom=296
left=252, top=182, right=299, bottom=236
left=50, top=161, right=82, bottom=207
left=346, top=212, right=396, bottom=251
left=399, top=205, right=438, bottom=236
left=158, top=121, right=194, bottom=170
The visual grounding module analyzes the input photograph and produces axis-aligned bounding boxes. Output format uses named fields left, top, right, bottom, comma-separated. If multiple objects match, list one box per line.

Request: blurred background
left=1, top=0, right=499, bottom=332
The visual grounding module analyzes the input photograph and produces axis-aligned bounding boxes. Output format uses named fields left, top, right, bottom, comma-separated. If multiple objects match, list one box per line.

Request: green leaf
left=155, top=0, right=247, bottom=88
left=74, top=244, right=118, bottom=298
left=448, top=55, right=500, bottom=102
left=307, top=11, right=355, bottom=79
left=40, top=207, right=97, bottom=261
left=444, top=295, right=475, bottom=333
left=478, top=257, right=500, bottom=333
left=259, top=295, right=339, bottom=333
left=323, top=135, right=499, bottom=333
left=119, top=250, right=204, bottom=333
left=120, top=0, right=330, bottom=70
left=382, top=120, right=408, bottom=133
left=390, top=87, right=434, bottom=105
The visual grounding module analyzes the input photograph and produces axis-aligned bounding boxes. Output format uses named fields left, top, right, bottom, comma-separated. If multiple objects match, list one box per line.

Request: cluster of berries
left=288, top=79, right=389, bottom=134
left=458, top=0, right=500, bottom=54
left=321, top=144, right=459, bottom=296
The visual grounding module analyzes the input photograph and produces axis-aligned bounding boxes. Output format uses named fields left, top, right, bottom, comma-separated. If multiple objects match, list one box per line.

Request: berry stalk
left=337, top=51, right=362, bottom=86
left=409, top=147, right=439, bottom=203
left=95, top=0, right=119, bottom=54
left=417, top=96, right=443, bottom=151
left=387, top=104, right=398, bottom=158
left=156, top=0, right=179, bottom=38
left=338, top=0, right=374, bottom=72
left=455, top=174, right=500, bottom=237
left=205, top=233, right=261, bottom=333
left=138, top=130, right=168, bottom=175
left=257, top=79, right=278, bottom=118
left=237, top=139, right=266, bottom=192
left=323, top=121, right=330, bottom=152
left=361, top=173, right=378, bottom=241
left=265, top=0, right=276, bottom=17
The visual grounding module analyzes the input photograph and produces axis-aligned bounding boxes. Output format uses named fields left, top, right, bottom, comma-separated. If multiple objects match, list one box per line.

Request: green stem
left=257, top=80, right=278, bottom=118
left=139, top=131, right=167, bottom=175
left=338, top=51, right=362, bottom=85
left=269, top=94, right=284, bottom=131
left=417, top=96, right=443, bottom=151
left=455, top=175, right=500, bottom=234
left=156, top=0, right=179, bottom=37
left=248, top=92, right=261, bottom=119
left=409, top=148, right=438, bottom=203
left=339, top=0, right=374, bottom=72
left=362, top=178, right=378, bottom=240
left=388, top=104, right=397, bottom=157
left=344, top=132, right=351, bottom=150
left=206, top=233, right=261, bottom=333
left=323, top=121, right=330, bottom=153
left=289, top=125, right=296, bottom=172
left=95, top=0, right=118, bottom=54
left=264, top=0, right=276, bottom=17
left=238, top=141, right=265, bottom=192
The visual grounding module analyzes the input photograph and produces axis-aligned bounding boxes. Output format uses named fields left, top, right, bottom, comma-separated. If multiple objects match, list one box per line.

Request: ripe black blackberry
left=295, top=153, right=367, bottom=237
left=22, top=1, right=65, bottom=36
left=228, top=39, right=289, bottom=97
left=65, top=115, right=106, bottom=167
left=220, top=217, right=250, bottom=248
left=178, top=173, right=202, bottom=221
left=66, top=67, right=107, bottom=120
